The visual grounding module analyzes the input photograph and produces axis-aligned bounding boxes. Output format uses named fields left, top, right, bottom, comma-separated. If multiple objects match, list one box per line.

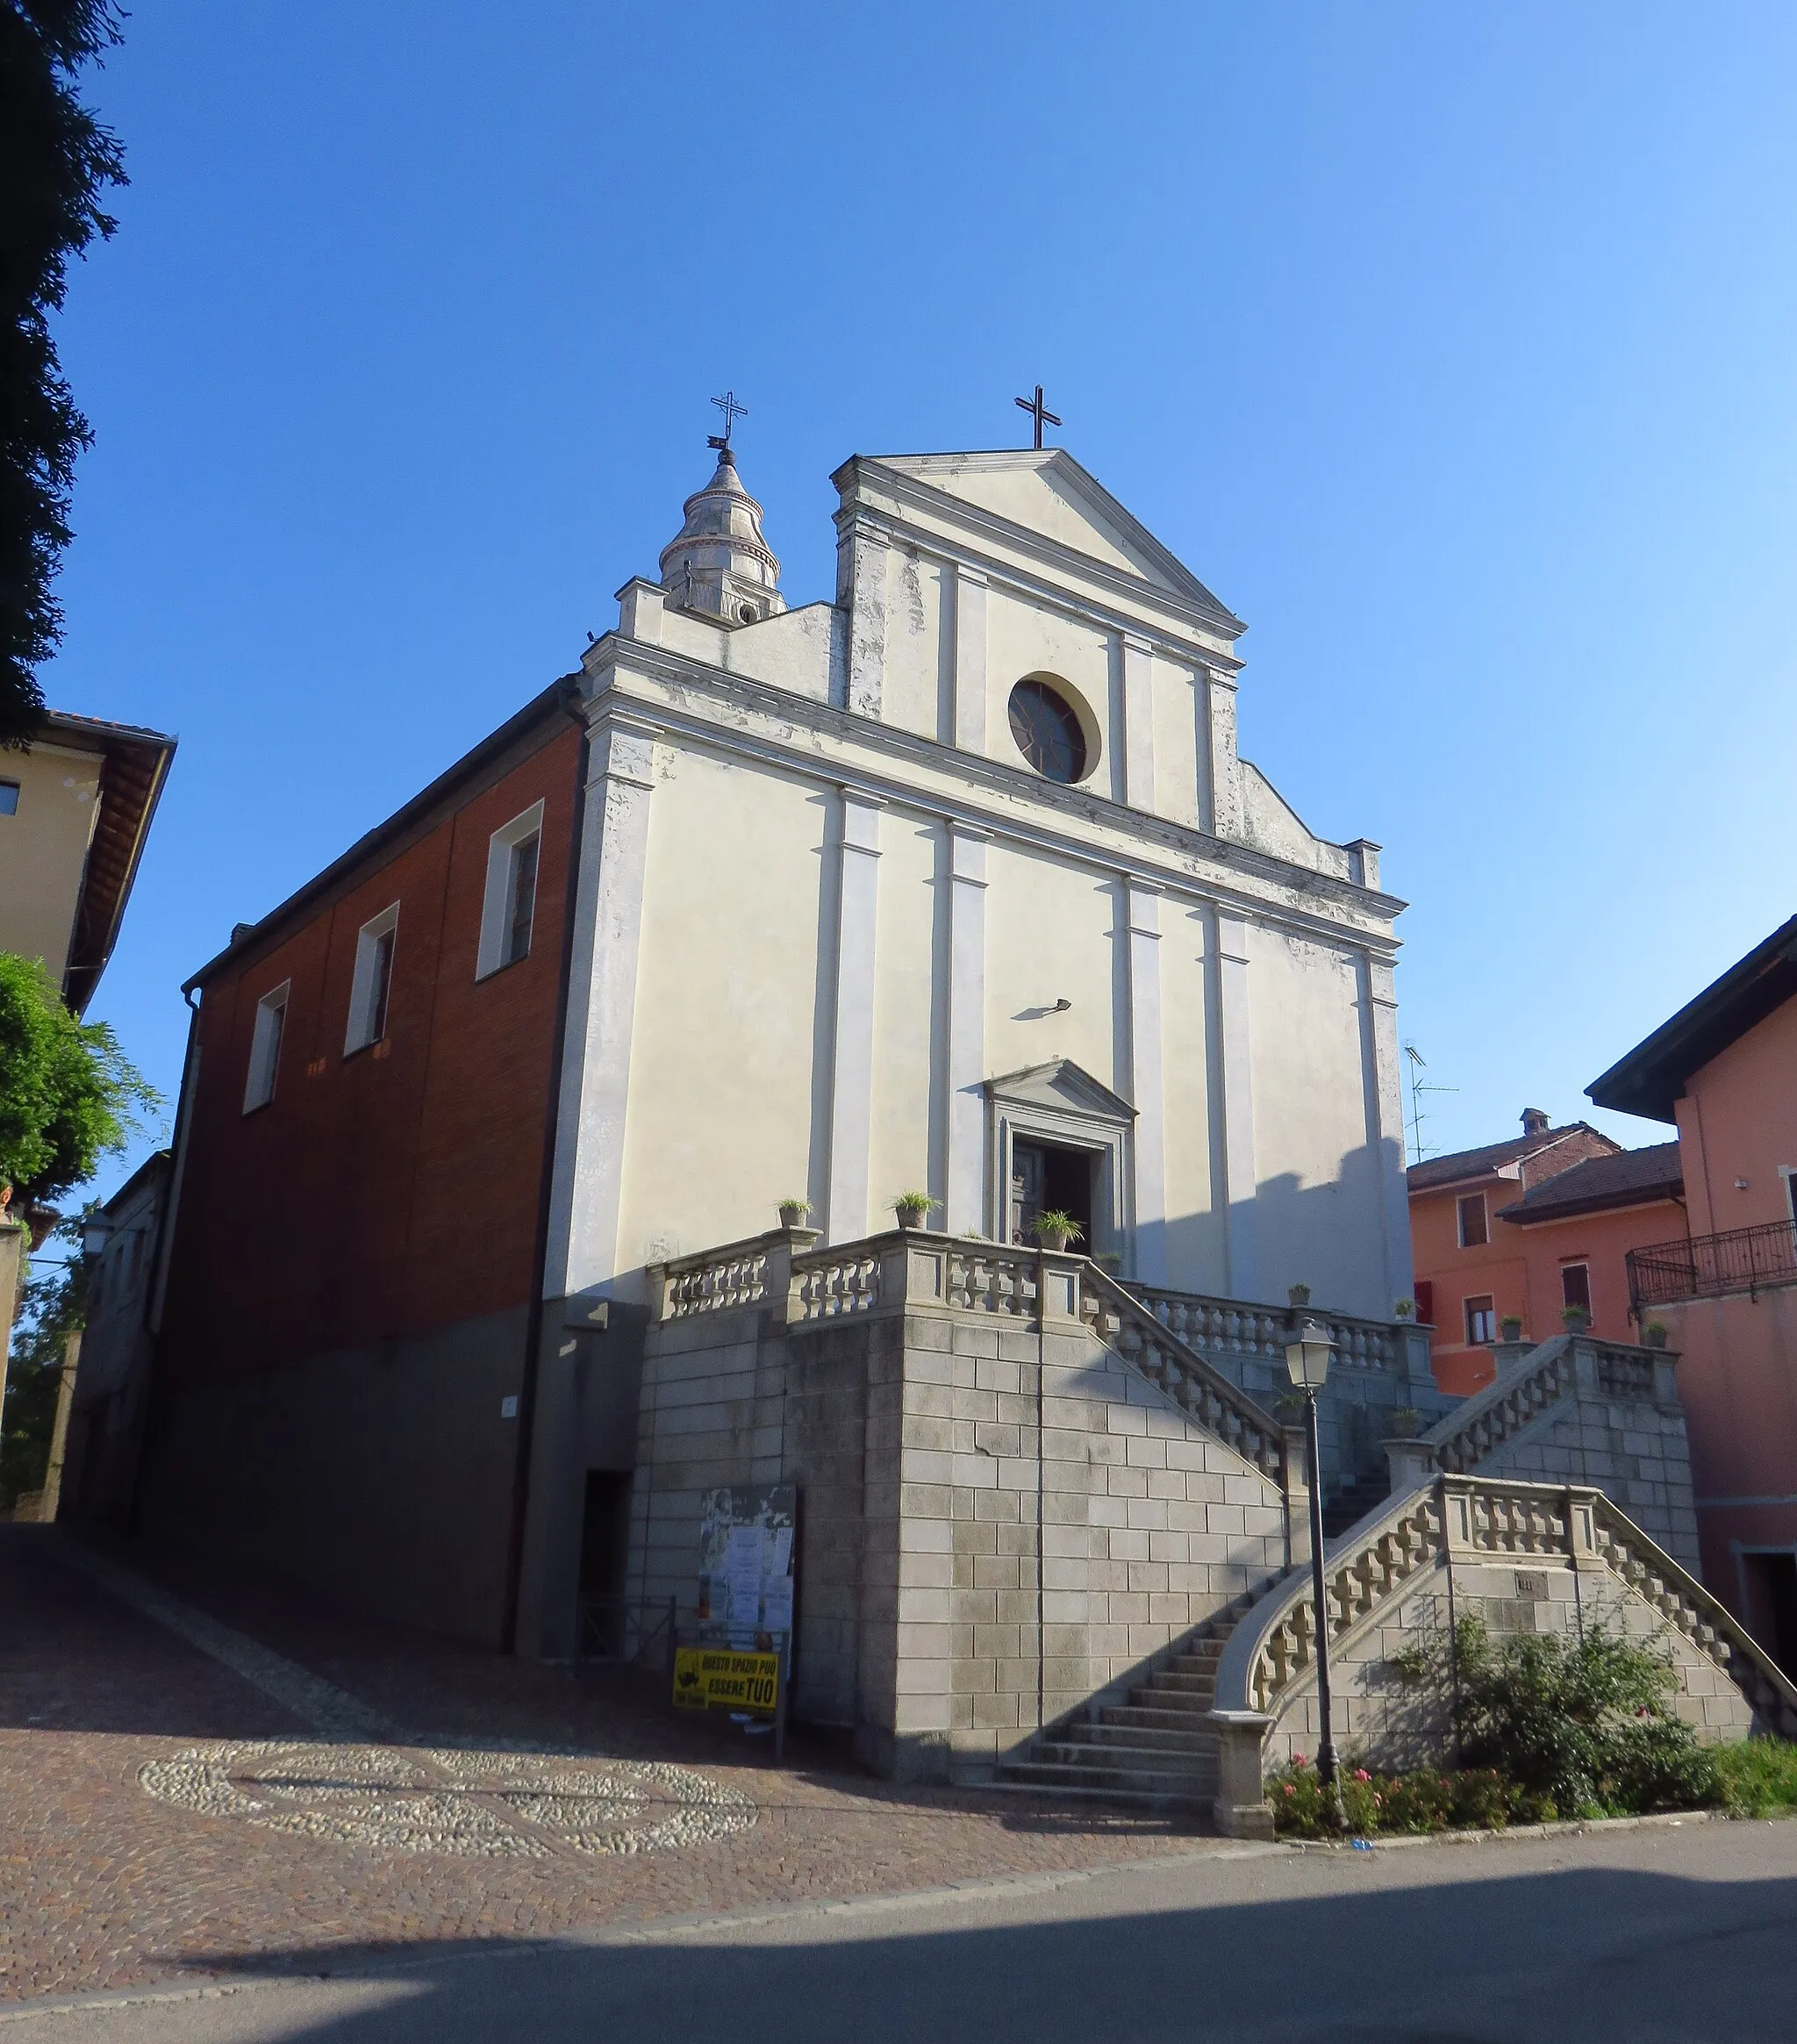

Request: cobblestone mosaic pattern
left=0, top=1528, right=1203, bottom=2008
left=138, top=1741, right=757, bottom=1856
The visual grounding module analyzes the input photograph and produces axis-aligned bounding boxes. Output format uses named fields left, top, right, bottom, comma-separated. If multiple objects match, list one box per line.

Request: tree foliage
left=0, top=950, right=158, bottom=1204
left=0, top=1221, right=84, bottom=1508
left=1, top=0, right=127, bottom=748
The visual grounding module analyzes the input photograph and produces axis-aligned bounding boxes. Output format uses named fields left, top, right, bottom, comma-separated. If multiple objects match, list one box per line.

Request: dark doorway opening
left=1009, top=1140, right=1097, bottom=1251
left=576, top=1470, right=632, bottom=1658
left=1743, top=1550, right=1797, bottom=1679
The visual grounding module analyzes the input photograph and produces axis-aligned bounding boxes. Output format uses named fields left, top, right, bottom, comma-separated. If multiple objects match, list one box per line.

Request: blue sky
left=41, top=1, right=1797, bottom=1193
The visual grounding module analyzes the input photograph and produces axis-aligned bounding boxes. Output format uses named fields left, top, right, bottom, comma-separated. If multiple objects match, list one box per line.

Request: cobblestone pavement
left=0, top=1526, right=1209, bottom=2007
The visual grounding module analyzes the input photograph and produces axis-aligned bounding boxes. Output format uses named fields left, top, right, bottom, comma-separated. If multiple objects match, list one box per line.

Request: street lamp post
left=1285, top=1310, right=1347, bottom=1831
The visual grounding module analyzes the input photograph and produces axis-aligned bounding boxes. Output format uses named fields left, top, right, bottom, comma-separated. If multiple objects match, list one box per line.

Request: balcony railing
left=1628, top=1219, right=1797, bottom=1309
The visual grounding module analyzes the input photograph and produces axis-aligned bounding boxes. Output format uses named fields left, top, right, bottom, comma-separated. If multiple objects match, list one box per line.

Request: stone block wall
left=625, top=1291, right=1291, bottom=1783
left=1463, top=1388, right=1700, bottom=1574
left=1264, top=1553, right=1755, bottom=1775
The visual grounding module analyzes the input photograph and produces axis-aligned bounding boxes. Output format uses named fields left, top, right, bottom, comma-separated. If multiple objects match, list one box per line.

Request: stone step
left=1076, top=1718, right=1215, bottom=1753
left=1102, top=1703, right=1221, bottom=1736
left=1137, top=1669, right=1217, bottom=1694
left=1133, top=1680, right=1217, bottom=1709
left=1035, top=1739, right=1215, bottom=1776
left=999, top=1758, right=1214, bottom=1804
left=977, top=1778, right=1212, bottom=1813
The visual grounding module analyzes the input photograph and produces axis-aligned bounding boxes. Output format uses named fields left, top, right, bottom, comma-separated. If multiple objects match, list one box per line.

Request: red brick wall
left=158, top=719, right=582, bottom=1386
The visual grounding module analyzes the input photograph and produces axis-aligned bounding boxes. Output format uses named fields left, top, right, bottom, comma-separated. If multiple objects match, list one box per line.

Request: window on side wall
left=476, top=800, right=546, bottom=979
left=1561, top=1263, right=1591, bottom=1316
left=345, top=905, right=399, bottom=1055
left=1464, top=1295, right=1496, bottom=1345
left=242, top=981, right=290, bottom=1111
left=1457, top=1193, right=1489, bottom=1248
left=0, top=780, right=18, bottom=816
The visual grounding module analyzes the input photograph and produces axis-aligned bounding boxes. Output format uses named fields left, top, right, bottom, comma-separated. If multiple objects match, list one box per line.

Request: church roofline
left=832, top=448, right=1245, bottom=642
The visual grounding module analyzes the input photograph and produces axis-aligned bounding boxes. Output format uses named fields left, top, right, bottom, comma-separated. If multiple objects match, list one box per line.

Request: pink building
left=1589, top=916, right=1797, bottom=1673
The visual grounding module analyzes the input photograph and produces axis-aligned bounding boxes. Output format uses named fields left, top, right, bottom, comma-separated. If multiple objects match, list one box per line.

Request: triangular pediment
left=984, top=1058, right=1136, bottom=1122
left=863, top=449, right=1241, bottom=632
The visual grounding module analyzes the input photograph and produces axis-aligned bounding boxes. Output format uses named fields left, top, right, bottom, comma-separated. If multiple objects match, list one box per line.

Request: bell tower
left=657, top=399, right=784, bottom=627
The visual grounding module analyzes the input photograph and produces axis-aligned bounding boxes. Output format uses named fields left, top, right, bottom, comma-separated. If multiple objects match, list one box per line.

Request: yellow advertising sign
left=672, top=1646, right=780, bottom=1714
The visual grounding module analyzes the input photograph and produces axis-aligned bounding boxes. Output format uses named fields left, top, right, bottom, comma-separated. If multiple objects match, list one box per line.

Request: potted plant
left=1643, top=1322, right=1670, bottom=1350
left=1499, top=1315, right=1523, bottom=1342
left=1287, top=1282, right=1312, bottom=1309
left=1393, top=1297, right=1414, bottom=1321
left=892, top=1192, right=940, bottom=1230
left=777, top=1196, right=811, bottom=1230
left=1561, top=1304, right=1591, bottom=1332
left=1031, top=1210, right=1084, bottom=1253
left=1385, top=1407, right=1422, bottom=1440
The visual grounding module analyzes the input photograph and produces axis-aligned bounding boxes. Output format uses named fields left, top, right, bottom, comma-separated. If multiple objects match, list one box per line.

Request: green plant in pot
left=1643, top=1322, right=1670, bottom=1350
left=892, top=1192, right=940, bottom=1230
left=1030, top=1209, right=1084, bottom=1253
left=777, top=1196, right=811, bottom=1230
left=1385, top=1406, right=1422, bottom=1440
left=1500, top=1315, right=1524, bottom=1342
left=1562, top=1305, right=1591, bottom=1331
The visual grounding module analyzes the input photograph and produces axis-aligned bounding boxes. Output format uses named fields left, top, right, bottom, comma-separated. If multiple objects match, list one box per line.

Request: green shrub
left=1449, top=1617, right=1720, bottom=1816
left=1713, top=1738, right=1797, bottom=1818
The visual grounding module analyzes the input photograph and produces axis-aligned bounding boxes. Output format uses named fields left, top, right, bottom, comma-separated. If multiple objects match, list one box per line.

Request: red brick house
left=145, top=687, right=584, bottom=1643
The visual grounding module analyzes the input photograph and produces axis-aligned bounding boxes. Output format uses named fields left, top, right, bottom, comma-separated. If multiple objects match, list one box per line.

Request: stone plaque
left=1514, top=1570, right=1550, bottom=1601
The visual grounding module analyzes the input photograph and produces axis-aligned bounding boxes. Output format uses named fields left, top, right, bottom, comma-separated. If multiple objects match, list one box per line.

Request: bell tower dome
left=657, top=440, right=785, bottom=628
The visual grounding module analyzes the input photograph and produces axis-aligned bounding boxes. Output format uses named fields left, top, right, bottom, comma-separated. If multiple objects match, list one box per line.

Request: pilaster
left=545, top=718, right=658, bottom=1299
left=1120, top=632, right=1156, bottom=812
left=952, top=564, right=987, bottom=755
left=945, top=823, right=990, bottom=1236
left=844, top=522, right=889, bottom=720
left=1204, top=667, right=1244, bottom=841
left=1125, top=879, right=1167, bottom=1283
left=826, top=791, right=884, bottom=1244
left=1359, top=952, right=1413, bottom=1316
left=1213, top=908, right=1259, bottom=1302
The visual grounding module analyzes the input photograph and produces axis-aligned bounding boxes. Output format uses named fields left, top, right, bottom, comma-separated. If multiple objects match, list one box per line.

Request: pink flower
left=1353, top=1768, right=1371, bottom=1782
left=1283, top=1783, right=1295, bottom=1796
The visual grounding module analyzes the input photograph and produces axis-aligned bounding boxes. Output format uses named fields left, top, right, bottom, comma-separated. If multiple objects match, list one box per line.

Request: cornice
left=834, top=458, right=1245, bottom=670
left=579, top=635, right=1406, bottom=956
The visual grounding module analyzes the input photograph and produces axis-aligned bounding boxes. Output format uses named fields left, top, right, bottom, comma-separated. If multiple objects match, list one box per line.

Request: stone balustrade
left=1130, top=1285, right=1408, bottom=1375
left=1413, top=1332, right=1677, bottom=1477
left=1206, top=1471, right=1797, bottom=1833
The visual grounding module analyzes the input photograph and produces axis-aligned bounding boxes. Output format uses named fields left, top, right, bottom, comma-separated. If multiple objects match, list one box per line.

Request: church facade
left=144, top=435, right=1420, bottom=1715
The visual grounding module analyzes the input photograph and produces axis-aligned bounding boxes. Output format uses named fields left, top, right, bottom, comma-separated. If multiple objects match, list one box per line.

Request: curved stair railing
left=1078, top=1263, right=1286, bottom=1483
left=1421, top=1336, right=1578, bottom=1473
left=1212, top=1473, right=1797, bottom=1745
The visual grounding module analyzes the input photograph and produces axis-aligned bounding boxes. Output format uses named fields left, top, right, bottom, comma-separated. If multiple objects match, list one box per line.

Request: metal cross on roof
left=1013, top=384, right=1062, bottom=450
left=708, top=389, right=748, bottom=450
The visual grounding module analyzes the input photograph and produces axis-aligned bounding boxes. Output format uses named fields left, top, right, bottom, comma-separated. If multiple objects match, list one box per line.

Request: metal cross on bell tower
left=708, top=389, right=748, bottom=452
left=1013, top=383, right=1062, bottom=450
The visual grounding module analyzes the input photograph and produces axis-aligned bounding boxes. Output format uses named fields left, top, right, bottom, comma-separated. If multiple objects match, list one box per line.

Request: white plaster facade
left=543, top=445, right=1413, bottom=1322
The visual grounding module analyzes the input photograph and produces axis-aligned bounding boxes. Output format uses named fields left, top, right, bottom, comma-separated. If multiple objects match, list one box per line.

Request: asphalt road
left=7, top=1817, right=1793, bottom=2043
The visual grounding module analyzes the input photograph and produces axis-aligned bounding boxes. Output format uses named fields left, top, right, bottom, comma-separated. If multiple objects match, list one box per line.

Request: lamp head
left=1284, top=1314, right=1334, bottom=1391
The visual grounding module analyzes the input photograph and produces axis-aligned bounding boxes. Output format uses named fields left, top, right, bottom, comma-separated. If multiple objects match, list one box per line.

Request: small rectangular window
left=1457, top=1193, right=1489, bottom=1248
left=345, top=904, right=399, bottom=1055
left=1561, top=1263, right=1591, bottom=1315
left=243, top=981, right=290, bottom=1111
left=1465, top=1295, right=1497, bottom=1345
left=1414, top=1280, right=1435, bottom=1325
left=477, top=800, right=547, bottom=979
left=505, top=832, right=540, bottom=967
left=0, top=781, right=18, bottom=816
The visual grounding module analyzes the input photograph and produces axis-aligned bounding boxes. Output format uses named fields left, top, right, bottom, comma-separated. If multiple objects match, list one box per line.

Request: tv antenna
left=1402, top=1042, right=1457, bottom=1163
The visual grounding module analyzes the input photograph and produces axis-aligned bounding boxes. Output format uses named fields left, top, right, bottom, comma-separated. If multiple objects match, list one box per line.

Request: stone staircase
left=1321, top=1470, right=1389, bottom=1542
left=994, top=1588, right=1271, bottom=1810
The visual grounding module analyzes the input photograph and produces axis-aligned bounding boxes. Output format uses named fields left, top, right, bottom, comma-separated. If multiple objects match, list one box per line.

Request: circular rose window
left=1007, top=679, right=1088, bottom=784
